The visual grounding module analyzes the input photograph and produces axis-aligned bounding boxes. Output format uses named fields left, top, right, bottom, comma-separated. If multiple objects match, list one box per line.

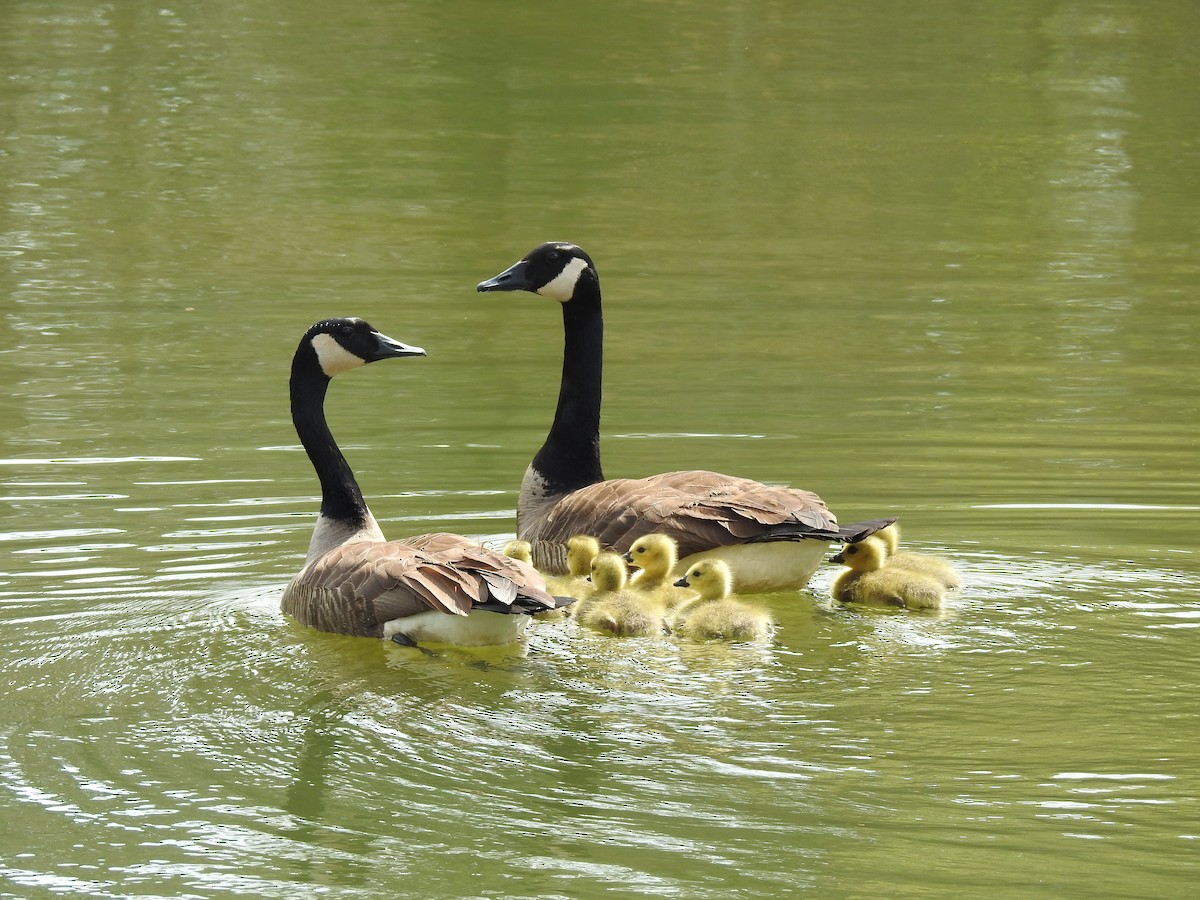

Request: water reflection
left=0, top=512, right=1196, bottom=895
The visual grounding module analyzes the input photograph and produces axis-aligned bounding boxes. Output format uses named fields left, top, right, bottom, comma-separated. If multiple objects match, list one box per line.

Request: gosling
left=670, top=559, right=773, bottom=642
left=625, top=534, right=696, bottom=609
left=573, top=553, right=666, bottom=638
left=546, top=535, right=602, bottom=600
left=502, top=539, right=533, bottom=565
left=871, top=524, right=961, bottom=589
left=830, top=537, right=946, bottom=610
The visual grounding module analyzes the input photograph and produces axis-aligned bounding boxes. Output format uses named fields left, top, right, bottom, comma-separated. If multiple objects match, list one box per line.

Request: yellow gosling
left=873, top=524, right=961, bottom=589
left=625, top=534, right=697, bottom=609
left=670, top=559, right=773, bottom=642
left=503, top=539, right=533, bottom=564
left=546, top=535, right=601, bottom=600
left=830, top=537, right=945, bottom=610
left=873, top=524, right=900, bottom=556
left=573, top=552, right=666, bottom=638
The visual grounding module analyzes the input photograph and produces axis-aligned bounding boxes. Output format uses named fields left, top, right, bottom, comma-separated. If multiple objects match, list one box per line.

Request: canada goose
left=572, top=552, right=666, bottom=638
left=624, top=534, right=697, bottom=610
left=830, top=536, right=944, bottom=610
left=280, top=318, right=569, bottom=645
left=670, top=559, right=774, bottom=641
left=546, top=534, right=602, bottom=600
left=477, top=242, right=894, bottom=593
left=871, top=524, right=961, bottom=589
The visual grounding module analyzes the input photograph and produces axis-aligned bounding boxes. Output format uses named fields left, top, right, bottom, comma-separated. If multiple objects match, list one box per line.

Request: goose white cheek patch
left=537, top=256, right=588, bottom=302
left=312, top=333, right=366, bottom=376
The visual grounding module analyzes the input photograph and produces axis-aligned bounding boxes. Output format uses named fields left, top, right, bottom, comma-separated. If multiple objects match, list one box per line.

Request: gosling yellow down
left=625, top=534, right=697, bottom=609
left=670, top=559, right=774, bottom=642
left=830, top=537, right=945, bottom=610
left=546, top=535, right=601, bottom=600
left=872, top=524, right=961, bottom=589
left=503, top=539, right=533, bottom=565
left=573, top=552, right=666, bottom=638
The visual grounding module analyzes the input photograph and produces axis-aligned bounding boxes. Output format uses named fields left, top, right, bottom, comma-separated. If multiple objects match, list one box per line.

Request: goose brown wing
left=288, top=535, right=560, bottom=637
left=403, top=531, right=480, bottom=554
left=420, top=538, right=562, bottom=612
left=297, top=541, right=475, bottom=625
left=400, top=532, right=557, bottom=601
left=535, top=470, right=842, bottom=558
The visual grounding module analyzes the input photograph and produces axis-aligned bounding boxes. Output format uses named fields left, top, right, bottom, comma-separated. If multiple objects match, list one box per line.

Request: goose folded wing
left=303, top=543, right=477, bottom=621
left=540, top=470, right=843, bottom=557
left=309, top=538, right=557, bottom=618
left=432, top=544, right=561, bottom=612
left=476, top=569, right=519, bottom=606
left=752, top=517, right=898, bottom=545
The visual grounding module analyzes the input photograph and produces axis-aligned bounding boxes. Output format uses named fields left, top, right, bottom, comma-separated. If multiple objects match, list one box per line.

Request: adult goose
left=476, top=242, right=893, bottom=593
left=280, top=317, right=565, bottom=644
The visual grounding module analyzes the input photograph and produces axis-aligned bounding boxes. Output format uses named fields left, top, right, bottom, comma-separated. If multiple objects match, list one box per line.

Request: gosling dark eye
left=847, top=546, right=857, bottom=555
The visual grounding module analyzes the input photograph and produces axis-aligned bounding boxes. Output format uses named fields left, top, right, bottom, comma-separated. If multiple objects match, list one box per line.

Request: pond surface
left=1, top=0, right=1197, bottom=896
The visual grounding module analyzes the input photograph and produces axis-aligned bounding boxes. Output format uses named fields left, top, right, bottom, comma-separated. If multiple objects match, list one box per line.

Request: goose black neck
left=533, top=280, right=605, bottom=494
left=290, top=347, right=371, bottom=528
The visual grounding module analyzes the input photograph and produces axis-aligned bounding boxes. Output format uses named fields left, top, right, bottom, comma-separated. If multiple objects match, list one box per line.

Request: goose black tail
left=834, top=518, right=897, bottom=544
left=747, top=517, right=896, bottom=544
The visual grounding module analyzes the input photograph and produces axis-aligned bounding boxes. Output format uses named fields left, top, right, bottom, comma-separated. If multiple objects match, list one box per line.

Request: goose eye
left=338, top=324, right=353, bottom=336
left=546, top=251, right=560, bottom=264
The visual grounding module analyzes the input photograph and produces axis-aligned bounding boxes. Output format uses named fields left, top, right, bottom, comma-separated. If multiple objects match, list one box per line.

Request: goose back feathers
left=525, top=469, right=888, bottom=561
left=282, top=531, right=561, bottom=639
left=477, top=242, right=894, bottom=591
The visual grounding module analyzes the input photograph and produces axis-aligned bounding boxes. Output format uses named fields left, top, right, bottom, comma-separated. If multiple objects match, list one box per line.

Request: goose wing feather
left=533, top=470, right=841, bottom=557
left=403, top=531, right=480, bottom=554
left=422, top=538, right=559, bottom=607
left=476, top=569, right=519, bottom=606
left=287, top=533, right=559, bottom=637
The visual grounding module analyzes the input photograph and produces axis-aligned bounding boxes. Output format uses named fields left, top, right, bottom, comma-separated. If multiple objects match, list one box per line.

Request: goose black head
left=476, top=242, right=597, bottom=303
left=305, top=317, right=426, bottom=378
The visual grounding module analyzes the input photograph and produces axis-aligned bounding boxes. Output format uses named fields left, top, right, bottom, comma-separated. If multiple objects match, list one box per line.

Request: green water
left=2, top=1, right=1197, bottom=896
